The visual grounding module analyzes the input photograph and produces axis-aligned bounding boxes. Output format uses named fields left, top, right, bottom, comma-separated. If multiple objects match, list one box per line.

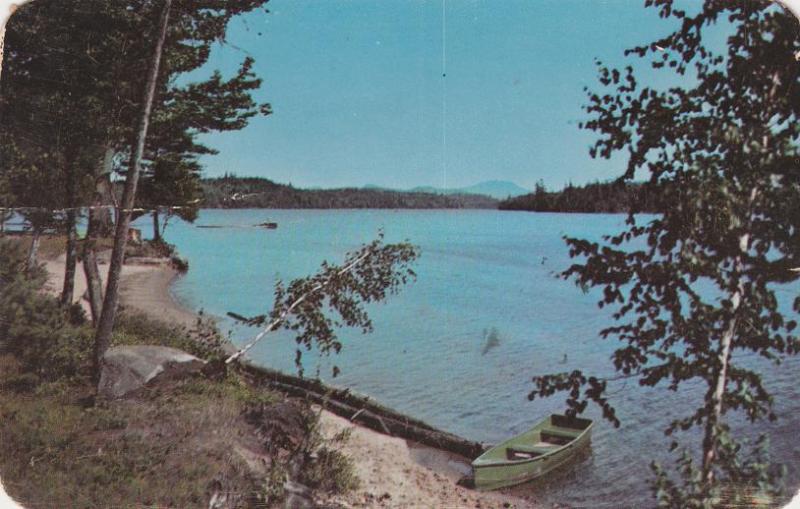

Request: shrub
left=300, top=446, right=360, bottom=494
left=112, top=311, right=227, bottom=361
left=0, top=240, right=91, bottom=386
left=124, top=238, right=175, bottom=258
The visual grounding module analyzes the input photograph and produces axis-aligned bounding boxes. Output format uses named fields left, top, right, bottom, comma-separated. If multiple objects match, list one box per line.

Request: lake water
left=137, top=209, right=800, bottom=508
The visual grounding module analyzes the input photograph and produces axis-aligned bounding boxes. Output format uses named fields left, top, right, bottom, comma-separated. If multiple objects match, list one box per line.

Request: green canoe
left=472, top=414, right=593, bottom=491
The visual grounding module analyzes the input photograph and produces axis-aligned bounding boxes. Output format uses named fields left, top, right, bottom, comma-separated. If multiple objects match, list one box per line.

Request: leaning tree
left=529, top=1, right=800, bottom=506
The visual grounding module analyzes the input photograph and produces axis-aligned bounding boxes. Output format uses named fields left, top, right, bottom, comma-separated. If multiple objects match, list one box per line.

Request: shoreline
left=43, top=253, right=197, bottom=328
left=44, top=252, right=536, bottom=508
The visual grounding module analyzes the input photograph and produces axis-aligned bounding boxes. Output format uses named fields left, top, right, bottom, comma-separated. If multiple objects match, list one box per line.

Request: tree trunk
left=26, top=228, right=41, bottom=272
left=95, top=151, right=115, bottom=237
left=93, top=0, right=172, bottom=384
left=83, top=242, right=103, bottom=324
left=60, top=209, right=78, bottom=305
left=701, top=187, right=757, bottom=484
left=0, top=2, right=30, bottom=82
left=701, top=256, right=744, bottom=484
left=61, top=152, right=79, bottom=306
left=152, top=209, right=160, bottom=242
left=83, top=147, right=114, bottom=325
left=0, top=10, right=6, bottom=83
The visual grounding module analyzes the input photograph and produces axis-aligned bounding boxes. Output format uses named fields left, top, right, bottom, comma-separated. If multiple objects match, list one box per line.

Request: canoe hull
left=472, top=414, right=593, bottom=491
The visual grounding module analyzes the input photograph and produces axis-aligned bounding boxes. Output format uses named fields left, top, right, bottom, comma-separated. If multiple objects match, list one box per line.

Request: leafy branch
left=226, top=233, right=419, bottom=377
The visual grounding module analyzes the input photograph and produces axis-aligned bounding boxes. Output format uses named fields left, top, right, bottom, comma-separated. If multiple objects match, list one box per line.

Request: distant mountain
left=408, top=180, right=530, bottom=200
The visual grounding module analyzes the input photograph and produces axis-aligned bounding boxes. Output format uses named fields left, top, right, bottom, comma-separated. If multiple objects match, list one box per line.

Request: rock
left=98, top=345, right=205, bottom=399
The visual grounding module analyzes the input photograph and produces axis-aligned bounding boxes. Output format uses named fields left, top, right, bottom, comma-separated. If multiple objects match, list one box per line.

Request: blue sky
left=195, top=0, right=715, bottom=191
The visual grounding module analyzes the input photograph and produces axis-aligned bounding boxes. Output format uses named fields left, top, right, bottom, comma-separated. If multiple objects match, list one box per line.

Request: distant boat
left=471, top=414, right=593, bottom=490
left=257, top=221, right=278, bottom=229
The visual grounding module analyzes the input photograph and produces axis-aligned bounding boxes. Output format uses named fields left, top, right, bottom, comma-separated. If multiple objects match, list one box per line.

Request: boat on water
left=472, top=414, right=593, bottom=491
left=257, top=221, right=278, bottom=229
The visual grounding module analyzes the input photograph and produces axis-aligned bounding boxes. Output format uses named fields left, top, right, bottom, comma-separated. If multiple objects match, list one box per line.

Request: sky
left=193, top=0, right=720, bottom=191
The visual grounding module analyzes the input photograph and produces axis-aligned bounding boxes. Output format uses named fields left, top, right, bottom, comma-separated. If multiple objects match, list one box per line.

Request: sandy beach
left=43, top=252, right=535, bottom=509
left=317, top=410, right=534, bottom=508
left=44, top=253, right=197, bottom=327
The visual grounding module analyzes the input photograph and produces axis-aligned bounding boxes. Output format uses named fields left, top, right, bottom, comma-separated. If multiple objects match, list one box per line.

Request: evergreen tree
left=136, top=56, right=271, bottom=240
left=2, top=0, right=271, bottom=319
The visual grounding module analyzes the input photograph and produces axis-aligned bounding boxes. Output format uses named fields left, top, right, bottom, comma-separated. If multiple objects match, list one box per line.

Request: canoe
left=472, top=414, right=593, bottom=491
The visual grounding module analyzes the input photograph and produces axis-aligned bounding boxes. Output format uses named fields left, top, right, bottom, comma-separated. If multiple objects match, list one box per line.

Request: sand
left=43, top=252, right=536, bottom=509
left=317, top=410, right=534, bottom=508
left=44, top=253, right=197, bottom=327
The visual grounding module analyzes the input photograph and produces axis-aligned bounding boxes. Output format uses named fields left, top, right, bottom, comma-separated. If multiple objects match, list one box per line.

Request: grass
left=0, top=359, right=268, bottom=508
left=0, top=310, right=361, bottom=508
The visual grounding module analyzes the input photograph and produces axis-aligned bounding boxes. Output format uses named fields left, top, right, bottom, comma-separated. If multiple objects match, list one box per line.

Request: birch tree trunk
left=700, top=188, right=757, bottom=484
left=700, top=72, right=778, bottom=485
left=701, top=258, right=743, bottom=482
left=93, top=0, right=172, bottom=382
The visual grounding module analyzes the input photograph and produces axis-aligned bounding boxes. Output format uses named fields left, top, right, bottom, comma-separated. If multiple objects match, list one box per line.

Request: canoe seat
left=505, top=445, right=552, bottom=460
left=540, top=428, right=581, bottom=445
left=542, top=427, right=582, bottom=438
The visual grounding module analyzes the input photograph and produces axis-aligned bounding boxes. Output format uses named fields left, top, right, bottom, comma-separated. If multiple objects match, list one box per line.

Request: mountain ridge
left=364, top=180, right=529, bottom=200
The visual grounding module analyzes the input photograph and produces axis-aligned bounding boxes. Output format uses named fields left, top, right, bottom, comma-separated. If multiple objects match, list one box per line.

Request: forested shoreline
left=200, top=176, right=499, bottom=209
left=200, top=175, right=664, bottom=212
left=498, top=180, right=657, bottom=213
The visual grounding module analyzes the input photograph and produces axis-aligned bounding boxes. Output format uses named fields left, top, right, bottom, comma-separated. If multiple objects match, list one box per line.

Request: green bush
left=300, top=446, right=360, bottom=494
left=0, top=240, right=91, bottom=386
left=124, top=238, right=175, bottom=259
left=112, top=311, right=227, bottom=361
left=293, top=413, right=360, bottom=495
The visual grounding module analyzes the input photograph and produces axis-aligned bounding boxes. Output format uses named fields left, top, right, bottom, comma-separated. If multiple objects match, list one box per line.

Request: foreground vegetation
left=530, top=1, right=799, bottom=507
left=0, top=240, right=359, bottom=508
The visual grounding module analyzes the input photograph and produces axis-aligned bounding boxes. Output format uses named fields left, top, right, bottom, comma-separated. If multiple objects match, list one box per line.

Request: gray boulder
left=98, top=345, right=205, bottom=399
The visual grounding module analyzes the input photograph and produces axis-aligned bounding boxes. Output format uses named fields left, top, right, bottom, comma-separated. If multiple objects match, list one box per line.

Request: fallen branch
left=242, top=365, right=485, bottom=459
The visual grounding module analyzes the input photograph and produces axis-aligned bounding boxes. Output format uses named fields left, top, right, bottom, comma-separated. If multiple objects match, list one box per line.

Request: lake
left=138, top=209, right=800, bottom=508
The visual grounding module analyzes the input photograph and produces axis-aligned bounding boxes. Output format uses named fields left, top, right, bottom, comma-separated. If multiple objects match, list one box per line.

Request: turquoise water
left=137, top=209, right=800, bottom=507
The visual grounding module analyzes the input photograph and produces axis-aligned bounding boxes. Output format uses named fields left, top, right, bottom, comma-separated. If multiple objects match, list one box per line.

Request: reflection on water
left=149, top=209, right=800, bottom=508
left=481, top=327, right=502, bottom=356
